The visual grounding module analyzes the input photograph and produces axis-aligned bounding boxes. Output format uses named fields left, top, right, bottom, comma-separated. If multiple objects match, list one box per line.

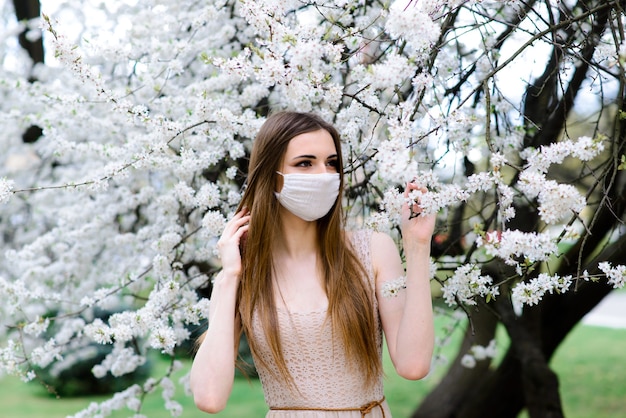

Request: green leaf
left=618, top=155, right=626, bottom=171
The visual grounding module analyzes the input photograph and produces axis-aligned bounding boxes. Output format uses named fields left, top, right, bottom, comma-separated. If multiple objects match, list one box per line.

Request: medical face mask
left=274, top=172, right=340, bottom=221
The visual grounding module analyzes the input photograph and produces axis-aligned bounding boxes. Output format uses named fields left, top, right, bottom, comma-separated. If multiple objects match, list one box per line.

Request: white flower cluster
left=519, top=174, right=585, bottom=225
left=161, top=377, right=184, bottom=417
left=0, top=276, right=61, bottom=316
left=598, top=262, right=626, bottom=288
left=537, top=181, right=585, bottom=225
left=369, top=53, right=415, bottom=91
left=385, top=2, right=441, bottom=59
left=67, top=384, right=143, bottom=418
left=380, top=188, right=407, bottom=225
left=149, top=324, right=178, bottom=353
left=409, top=183, right=470, bottom=216
left=93, top=346, right=146, bottom=378
left=201, top=210, right=227, bottom=239
left=379, top=170, right=473, bottom=224
left=0, top=339, right=24, bottom=379
left=30, top=339, right=63, bottom=369
left=460, top=339, right=497, bottom=369
left=374, top=138, right=418, bottom=184
left=511, top=273, right=573, bottom=313
left=381, top=276, right=407, bottom=298
left=477, top=229, right=558, bottom=267
left=465, top=172, right=497, bottom=193
left=517, top=136, right=604, bottom=225
left=441, top=264, right=499, bottom=306
left=365, top=211, right=393, bottom=233
left=22, top=316, right=50, bottom=337
left=0, top=177, right=14, bottom=204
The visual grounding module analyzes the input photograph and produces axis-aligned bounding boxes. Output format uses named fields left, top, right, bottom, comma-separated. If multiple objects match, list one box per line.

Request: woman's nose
left=313, top=163, right=328, bottom=174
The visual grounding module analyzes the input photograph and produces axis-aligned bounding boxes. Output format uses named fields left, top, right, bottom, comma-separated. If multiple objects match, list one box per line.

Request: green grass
left=550, top=325, right=626, bottom=418
left=1, top=322, right=625, bottom=418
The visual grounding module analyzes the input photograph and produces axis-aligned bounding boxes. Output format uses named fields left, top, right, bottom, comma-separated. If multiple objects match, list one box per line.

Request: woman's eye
left=296, top=160, right=312, bottom=167
left=327, top=160, right=339, bottom=169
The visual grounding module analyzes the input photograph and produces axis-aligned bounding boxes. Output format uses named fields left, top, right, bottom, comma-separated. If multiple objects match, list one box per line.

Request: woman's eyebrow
left=291, top=153, right=338, bottom=160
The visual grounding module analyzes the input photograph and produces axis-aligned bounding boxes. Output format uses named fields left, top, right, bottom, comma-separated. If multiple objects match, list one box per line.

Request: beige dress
left=249, top=230, right=392, bottom=417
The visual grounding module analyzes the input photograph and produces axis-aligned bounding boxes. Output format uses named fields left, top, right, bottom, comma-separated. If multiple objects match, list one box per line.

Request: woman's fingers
left=400, top=182, right=436, bottom=243
left=222, top=208, right=248, bottom=233
left=216, top=208, right=251, bottom=277
left=220, top=209, right=249, bottom=239
left=404, top=181, right=426, bottom=219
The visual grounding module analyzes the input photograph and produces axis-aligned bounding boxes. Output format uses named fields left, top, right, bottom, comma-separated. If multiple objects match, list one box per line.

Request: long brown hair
left=237, top=111, right=382, bottom=388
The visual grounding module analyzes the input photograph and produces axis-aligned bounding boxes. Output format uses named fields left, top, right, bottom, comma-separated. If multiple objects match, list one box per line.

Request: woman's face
left=276, top=129, right=339, bottom=191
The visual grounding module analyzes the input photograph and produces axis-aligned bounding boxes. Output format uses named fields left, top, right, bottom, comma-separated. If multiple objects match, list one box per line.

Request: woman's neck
left=274, top=211, right=319, bottom=259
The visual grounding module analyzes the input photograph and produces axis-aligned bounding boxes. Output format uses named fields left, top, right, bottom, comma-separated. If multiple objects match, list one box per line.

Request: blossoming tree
left=1, top=0, right=625, bottom=417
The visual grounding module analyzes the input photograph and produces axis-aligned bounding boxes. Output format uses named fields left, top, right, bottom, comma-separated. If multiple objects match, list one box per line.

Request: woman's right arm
left=190, top=272, right=241, bottom=413
left=190, top=209, right=250, bottom=413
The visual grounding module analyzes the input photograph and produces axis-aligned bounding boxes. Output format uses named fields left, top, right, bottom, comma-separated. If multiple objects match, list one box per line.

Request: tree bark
left=411, top=307, right=498, bottom=418
left=12, top=0, right=44, bottom=65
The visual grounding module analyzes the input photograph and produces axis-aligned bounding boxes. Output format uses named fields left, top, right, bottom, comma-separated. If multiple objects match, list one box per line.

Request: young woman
left=190, top=111, right=435, bottom=417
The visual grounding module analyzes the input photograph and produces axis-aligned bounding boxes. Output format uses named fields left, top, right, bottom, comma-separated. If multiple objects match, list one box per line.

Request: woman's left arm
left=374, top=182, right=436, bottom=380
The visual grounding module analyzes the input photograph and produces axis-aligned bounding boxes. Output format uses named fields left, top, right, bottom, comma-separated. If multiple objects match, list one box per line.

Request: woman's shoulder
left=345, top=228, right=371, bottom=243
left=349, top=229, right=399, bottom=279
left=345, top=228, right=395, bottom=247
left=345, top=229, right=371, bottom=260
left=346, top=229, right=397, bottom=268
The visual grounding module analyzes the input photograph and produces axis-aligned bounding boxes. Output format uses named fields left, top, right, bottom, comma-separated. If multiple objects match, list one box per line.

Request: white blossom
left=441, top=264, right=499, bottom=306
left=511, top=273, right=573, bottom=313
left=374, top=138, right=418, bottom=184
left=98, top=346, right=146, bottom=377
left=84, top=319, right=114, bottom=345
left=461, top=339, right=497, bottom=369
left=22, top=316, right=50, bottom=337
left=466, top=172, right=495, bottom=193
left=201, top=210, right=226, bottom=238
left=461, top=354, right=476, bottom=368
left=471, top=339, right=497, bottom=360
left=0, top=178, right=14, bottom=204
left=365, top=212, right=393, bottom=233
left=521, top=136, right=604, bottom=173
left=477, top=230, right=559, bottom=266
left=381, top=276, right=407, bottom=298
left=385, top=2, right=440, bottom=56
left=490, top=153, right=507, bottom=170
left=537, top=182, right=585, bottom=225
left=225, top=166, right=239, bottom=180
left=369, top=53, right=415, bottom=90
left=149, top=324, right=177, bottom=353
left=30, top=339, right=62, bottom=368
left=598, top=262, right=626, bottom=288
left=66, top=384, right=143, bottom=418
left=196, top=182, right=221, bottom=208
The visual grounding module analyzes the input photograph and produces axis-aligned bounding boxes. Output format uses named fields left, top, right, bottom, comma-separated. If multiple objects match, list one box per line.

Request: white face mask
left=274, top=172, right=340, bottom=221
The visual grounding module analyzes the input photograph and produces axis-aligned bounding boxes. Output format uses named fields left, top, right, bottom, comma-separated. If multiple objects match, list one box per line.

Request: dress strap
left=270, top=396, right=386, bottom=418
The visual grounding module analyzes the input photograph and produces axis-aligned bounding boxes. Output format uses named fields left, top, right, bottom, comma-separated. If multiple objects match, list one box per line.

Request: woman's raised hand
left=216, top=207, right=250, bottom=280
left=400, top=182, right=436, bottom=246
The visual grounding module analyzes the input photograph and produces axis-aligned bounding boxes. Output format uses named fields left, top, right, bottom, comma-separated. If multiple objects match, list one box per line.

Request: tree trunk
left=12, top=0, right=44, bottom=143
left=413, top=221, right=625, bottom=418
left=12, top=0, right=44, bottom=65
left=413, top=281, right=617, bottom=418
left=411, top=307, right=498, bottom=418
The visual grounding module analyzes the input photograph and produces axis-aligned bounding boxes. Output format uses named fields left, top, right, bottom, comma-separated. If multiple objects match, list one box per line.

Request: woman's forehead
left=284, top=129, right=336, bottom=156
